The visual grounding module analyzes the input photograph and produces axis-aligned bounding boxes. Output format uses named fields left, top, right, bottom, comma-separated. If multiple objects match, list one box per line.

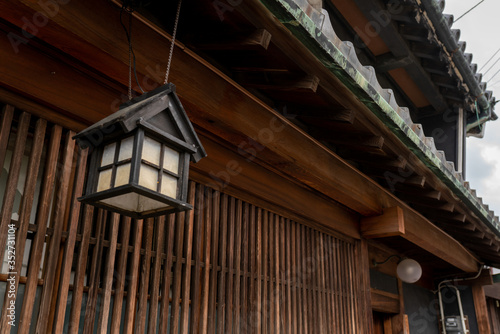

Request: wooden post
left=359, top=239, right=374, bottom=333
left=472, top=283, right=492, bottom=334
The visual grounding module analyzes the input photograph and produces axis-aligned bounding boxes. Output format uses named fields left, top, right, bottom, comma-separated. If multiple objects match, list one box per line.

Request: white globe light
left=397, top=258, right=422, bottom=283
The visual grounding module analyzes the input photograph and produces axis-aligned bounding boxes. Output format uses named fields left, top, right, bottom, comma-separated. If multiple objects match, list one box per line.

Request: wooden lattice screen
left=0, top=105, right=368, bottom=333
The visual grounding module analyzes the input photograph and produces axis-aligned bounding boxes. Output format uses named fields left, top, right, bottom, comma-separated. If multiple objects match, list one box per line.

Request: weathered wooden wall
left=0, top=105, right=369, bottom=333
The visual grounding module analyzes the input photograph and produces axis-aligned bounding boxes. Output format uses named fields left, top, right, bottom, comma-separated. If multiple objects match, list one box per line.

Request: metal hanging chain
left=164, top=0, right=183, bottom=85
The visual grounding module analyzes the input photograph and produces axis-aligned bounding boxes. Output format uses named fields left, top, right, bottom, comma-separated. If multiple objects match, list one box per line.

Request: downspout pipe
left=419, top=0, right=496, bottom=131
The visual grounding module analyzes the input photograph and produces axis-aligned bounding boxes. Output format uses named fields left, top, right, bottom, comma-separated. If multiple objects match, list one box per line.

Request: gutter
left=418, top=0, right=497, bottom=135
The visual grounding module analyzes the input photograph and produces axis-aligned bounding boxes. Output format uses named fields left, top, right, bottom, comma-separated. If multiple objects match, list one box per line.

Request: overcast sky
left=443, top=1, right=500, bottom=215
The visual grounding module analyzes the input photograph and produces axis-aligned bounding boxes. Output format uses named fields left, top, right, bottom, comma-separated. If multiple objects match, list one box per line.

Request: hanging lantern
left=74, top=83, right=206, bottom=218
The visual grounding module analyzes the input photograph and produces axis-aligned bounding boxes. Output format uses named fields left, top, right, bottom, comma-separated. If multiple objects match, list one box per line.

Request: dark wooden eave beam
left=396, top=193, right=455, bottom=213
left=375, top=53, right=414, bottom=73
left=195, top=28, right=272, bottom=51
left=282, top=106, right=356, bottom=123
left=394, top=185, right=441, bottom=200
left=421, top=59, right=452, bottom=76
left=361, top=207, right=479, bottom=272
left=445, top=228, right=486, bottom=241
left=312, top=132, right=385, bottom=150
left=235, top=72, right=320, bottom=93
left=436, top=221, right=477, bottom=233
left=399, top=23, right=431, bottom=43
left=344, top=153, right=408, bottom=171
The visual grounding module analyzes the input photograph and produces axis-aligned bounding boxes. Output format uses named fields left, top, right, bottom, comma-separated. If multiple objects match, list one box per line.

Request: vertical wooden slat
left=255, top=206, right=262, bottom=334
left=318, top=232, right=325, bottom=333
left=285, top=220, right=293, bottom=334
left=170, top=211, right=187, bottom=334
left=261, top=210, right=268, bottom=334
left=240, top=202, right=249, bottom=334
left=279, top=217, right=286, bottom=332
left=110, top=216, right=132, bottom=334
left=338, top=240, right=345, bottom=334
left=67, top=205, right=95, bottom=334
left=309, top=228, right=316, bottom=334
left=317, top=231, right=326, bottom=333
left=0, top=111, right=31, bottom=264
left=82, top=210, right=107, bottom=334
left=348, top=243, right=356, bottom=333
left=0, top=105, right=14, bottom=171
left=225, top=196, right=235, bottom=334
left=179, top=181, right=196, bottom=334
left=325, top=236, right=335, bottom=332
left=198, top=186, right=213, bottom=333
left=96, top=213, right=120, bottom=333
left=233, top=199, right=242, bottom=333
left=338, top=240, right=344, bottom=333
left=273, top=214, right=281, bottom=334
left=135, top=217, right=154, bottom=333
left=248, top=204, right=256, bottom=333
left=158, top=214, right=176, bottom=333
left=308, top=227, right=314, bottom=334
left=299, top=224, right=307, bottom=334
left=0, top=118, right=45, bottom=332
left=329, top=236, right=335, bottom=333
left=301, top=225, right=308, bottom=333
left=52, top=146, right=88, bottom=333
left=322, top=234, right=329, bottom=332
left=350, top=244, right=359, bottom=333
left=281, top=218, right=288, bottom=333
left=147, top=216, right=166, bottom=334
left=344, top=241, right=351, bottom=334
left=190, top=184, right=204, bottom=333
left=216, top=194, right=228, bottom=334
left=323, top=235, right=331, bottom=331
left=292, top=222, right=301, bottom=334
left=34, top=130, right=75, bottom=334
left=268, top=212, right=275, bottom=334
left=207, top=191, right=220, bottom=333
left=336, top=239, right=344, bottom=334
left=123, top=219, right=144, bottom=334
left=309, top=227, right=316, bottom=334
left=325, top=235, right=332, bottom=330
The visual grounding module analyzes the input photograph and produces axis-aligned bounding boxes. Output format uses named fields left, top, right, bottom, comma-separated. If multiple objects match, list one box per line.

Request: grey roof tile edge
left=269, top=0, right=500, bottom=231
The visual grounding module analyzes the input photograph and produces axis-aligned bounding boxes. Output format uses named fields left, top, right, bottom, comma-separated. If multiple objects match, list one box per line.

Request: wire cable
left=120, top=5, right=145, bottom=98
left=483, top=56, right=500, bottom=76
left=454, top=0, right=485, bottom=23
left=479, top=46, right=500, bottom=72
left=486, top=67, right=500, bottom=83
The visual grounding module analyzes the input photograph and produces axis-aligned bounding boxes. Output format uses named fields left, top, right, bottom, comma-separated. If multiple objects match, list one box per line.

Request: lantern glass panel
left=139, top=163, right=159, bottom=191
left=142, top=136, right=161, bottom=166
left=101, top=142, right=116, bottom=166
left=118, top=136, right=134, bottom=161
left=97, top=168, right=112, bottom=192
left=161, top=173, right=178, bottom=197
left=163, top=146, right=180, bottom=174
left=115, top=163, right=131, bottom=187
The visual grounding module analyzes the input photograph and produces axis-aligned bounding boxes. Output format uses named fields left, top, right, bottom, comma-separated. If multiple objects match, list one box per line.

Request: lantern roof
left=74, top=83, right=206, bottom=162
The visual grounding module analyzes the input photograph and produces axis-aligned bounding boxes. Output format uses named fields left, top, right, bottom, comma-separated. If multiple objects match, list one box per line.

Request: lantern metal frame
left=74, top=83, right=206, bottom=218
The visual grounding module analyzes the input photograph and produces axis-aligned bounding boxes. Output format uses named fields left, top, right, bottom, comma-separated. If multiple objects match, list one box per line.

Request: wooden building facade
left=1, top=0, right=500, bottom=333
